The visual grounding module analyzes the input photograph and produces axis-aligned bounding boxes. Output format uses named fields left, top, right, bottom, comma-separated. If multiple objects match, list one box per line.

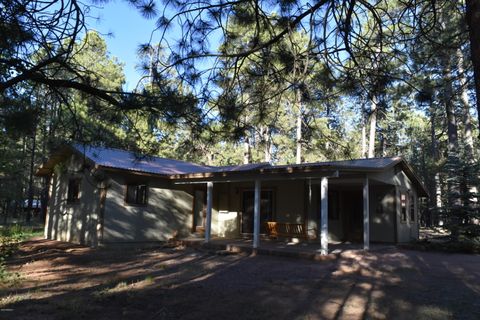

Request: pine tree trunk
left=429, top=107, right=439, bottom=225
left=262, top=126, right=272, bottom=163
left=361, top=124, right=366, bottom=158
left=457, top=47, right=478, bottom=209
left=295, top=90, right=303, bottom=164
left=445, top=92, right=459, bottom=154
left=457, top=48, right=475, bottom=157
left=442, top=51, right=462, bottom=215
left=465, top=0, right=480, bottom=138
left=436, top=173, right=443, bottom=212
left=380, top=132, right=387, bottom=157
left=26, top=128, right=37, bottom=223
left=243, top=135, right=251, bottom=164
left=367, top=96, right=378, bottom=158
left=361, top=105, right=367, bottom=158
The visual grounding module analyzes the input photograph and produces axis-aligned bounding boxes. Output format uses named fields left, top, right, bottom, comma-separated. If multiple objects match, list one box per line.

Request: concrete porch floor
left=179, top=237, right=395, bottom=261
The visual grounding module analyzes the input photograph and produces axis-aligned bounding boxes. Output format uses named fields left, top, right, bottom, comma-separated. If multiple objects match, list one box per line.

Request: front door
left=343, top=190, right=363, bottom=242
left=241, top=190, right=274, bottom=234
left=193, top=190, right=206, bottom=232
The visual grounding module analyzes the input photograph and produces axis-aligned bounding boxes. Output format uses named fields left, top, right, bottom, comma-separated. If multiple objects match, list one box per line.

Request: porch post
left=363, top=177, right=370, bottom=250
left=320, top=177, right=328, bottom=255
left=205, top=181, right=213, bottom=243
left=253, top=179, right=261, bottom=249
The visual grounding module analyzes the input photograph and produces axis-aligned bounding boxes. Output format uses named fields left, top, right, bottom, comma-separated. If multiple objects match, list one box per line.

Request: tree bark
left=367, top=96, right=378, bottom=158
left=465, top=0, right=480, bottom=138
left=457, top=48, right=475, bottom=157
left=361, top=104, right=367, bottom=158
left=26, top=127, right=37, bottom=223
left=441, top=49, right=462, bottom=213
left=262, top=126, right=272, bottom=163
left=295, top=90, right=303, bottom=164
left=442, top=60, right=459, bottom=153
left=243, top=135, right=251, bottom=164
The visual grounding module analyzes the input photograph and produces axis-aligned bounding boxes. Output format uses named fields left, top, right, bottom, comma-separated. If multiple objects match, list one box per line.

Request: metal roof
left=65, top=145, right=271, bottom=175
left=36, top=144, right=427, bottom=196
left=38, top=145, right=404, bottom=175
left=265, top=157, right=402, bottom=171
left=73, top=144, right=215, bottom=175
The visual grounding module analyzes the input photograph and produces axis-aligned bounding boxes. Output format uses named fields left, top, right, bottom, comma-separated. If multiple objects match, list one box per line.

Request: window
left=410, top=194, right=415, bottom=222
left=400, top=193, right=407, bottom=222
left=126, top=184, right=148, bottom=205
left=67, top=178, right=81, bottom=203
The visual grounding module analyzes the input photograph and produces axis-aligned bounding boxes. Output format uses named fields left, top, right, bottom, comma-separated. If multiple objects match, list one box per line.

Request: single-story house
left=36, top=144, right=428, bottom=254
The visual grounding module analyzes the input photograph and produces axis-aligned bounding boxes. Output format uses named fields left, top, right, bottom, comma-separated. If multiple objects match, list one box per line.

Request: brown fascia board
left=35, top=144, right=96, bottom=176
left=98, top=165, right=171, bottom=179
left=35, top=145, right=72, bottom=176
left=168, top=165, right=386, bottom=181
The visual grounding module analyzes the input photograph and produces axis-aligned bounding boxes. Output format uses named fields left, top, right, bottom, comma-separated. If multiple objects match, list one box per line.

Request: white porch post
left=205, top=181, right=213, bottom=243
left=363, top=177, right=370, bottom=250
left=320, top=177, right=329, bottom=255
left=253, top=179, right=261, bottom=249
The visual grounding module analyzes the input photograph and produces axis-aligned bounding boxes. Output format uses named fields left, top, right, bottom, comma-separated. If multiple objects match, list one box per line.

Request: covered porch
left=176, top=170, right=396, bottom=255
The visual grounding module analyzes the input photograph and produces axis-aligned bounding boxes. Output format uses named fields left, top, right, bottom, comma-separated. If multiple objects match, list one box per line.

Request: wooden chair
left=265, top=221, right=308, bottom=239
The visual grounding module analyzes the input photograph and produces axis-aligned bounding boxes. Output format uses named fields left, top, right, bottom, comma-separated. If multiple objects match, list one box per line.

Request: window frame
left=124, top=183, right=148, bottom=206
left=67, top=178, right=81, bottom=203
left=409, top=193, right=415, bottom=222
left=400, top=192, right=407, bottom=223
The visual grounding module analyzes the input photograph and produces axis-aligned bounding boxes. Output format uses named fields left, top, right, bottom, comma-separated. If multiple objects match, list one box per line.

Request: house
left=36, top=144, right=428, bottom=254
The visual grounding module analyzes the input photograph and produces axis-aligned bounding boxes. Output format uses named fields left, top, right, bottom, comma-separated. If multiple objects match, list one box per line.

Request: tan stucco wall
left=369, top=186, right=396, bottom=243
left=395, top=187, right=419, bottom=242
left=44, top=154, right=101, bottom=246
left=101, top=173, right=193, bottom=243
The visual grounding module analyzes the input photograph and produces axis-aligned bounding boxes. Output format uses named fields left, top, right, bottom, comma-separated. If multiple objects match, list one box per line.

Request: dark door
left=193, top=189, right=206, bottom=232
left=343, top=191, right=363, bottom=242
left=241, top=190, right=274, bottom=234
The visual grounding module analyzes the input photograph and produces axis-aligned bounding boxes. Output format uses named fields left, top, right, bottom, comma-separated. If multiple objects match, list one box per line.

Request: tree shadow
left=2, top=240, right=480, bottom=320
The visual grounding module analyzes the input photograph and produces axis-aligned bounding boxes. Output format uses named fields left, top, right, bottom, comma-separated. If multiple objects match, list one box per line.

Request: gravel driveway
left=1, top=238, right=479, bottom=320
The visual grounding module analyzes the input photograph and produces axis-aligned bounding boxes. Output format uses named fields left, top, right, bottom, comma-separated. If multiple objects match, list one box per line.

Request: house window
left=400, top=193, right=407, bottom=222
left=67, top=178, right=81, bottom=203
left=410, top=194, right=415, bottom=222
left=126, top=184, right=148, bottom=205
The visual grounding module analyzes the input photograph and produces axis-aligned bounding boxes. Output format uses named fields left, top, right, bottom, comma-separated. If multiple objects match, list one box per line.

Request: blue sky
left=91, top=1, right=159, bottom=90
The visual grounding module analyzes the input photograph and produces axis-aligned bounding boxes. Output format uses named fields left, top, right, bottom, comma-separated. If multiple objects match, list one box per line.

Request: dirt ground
left=1, top=238, right=479, bottom=320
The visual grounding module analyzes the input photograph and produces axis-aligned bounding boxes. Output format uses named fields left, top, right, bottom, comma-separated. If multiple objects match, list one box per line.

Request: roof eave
left=35, top=144, right=97, bottom=177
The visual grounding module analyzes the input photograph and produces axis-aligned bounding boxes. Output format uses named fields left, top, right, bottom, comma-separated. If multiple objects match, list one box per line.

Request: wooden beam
left=253, top=179, right=261, bottom=249
left=320, top=177, right=328, bottom=255
left=363, top=177, right=370, bottom=250
left=173, top=170, right=340, bottom=184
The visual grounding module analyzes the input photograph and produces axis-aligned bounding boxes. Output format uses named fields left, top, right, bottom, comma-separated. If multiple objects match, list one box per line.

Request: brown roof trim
left=169, top=165, right=387, bottom=180
left=35, top=144, right=96, bottom=176
left=98, top=165, right=170, bottom=179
